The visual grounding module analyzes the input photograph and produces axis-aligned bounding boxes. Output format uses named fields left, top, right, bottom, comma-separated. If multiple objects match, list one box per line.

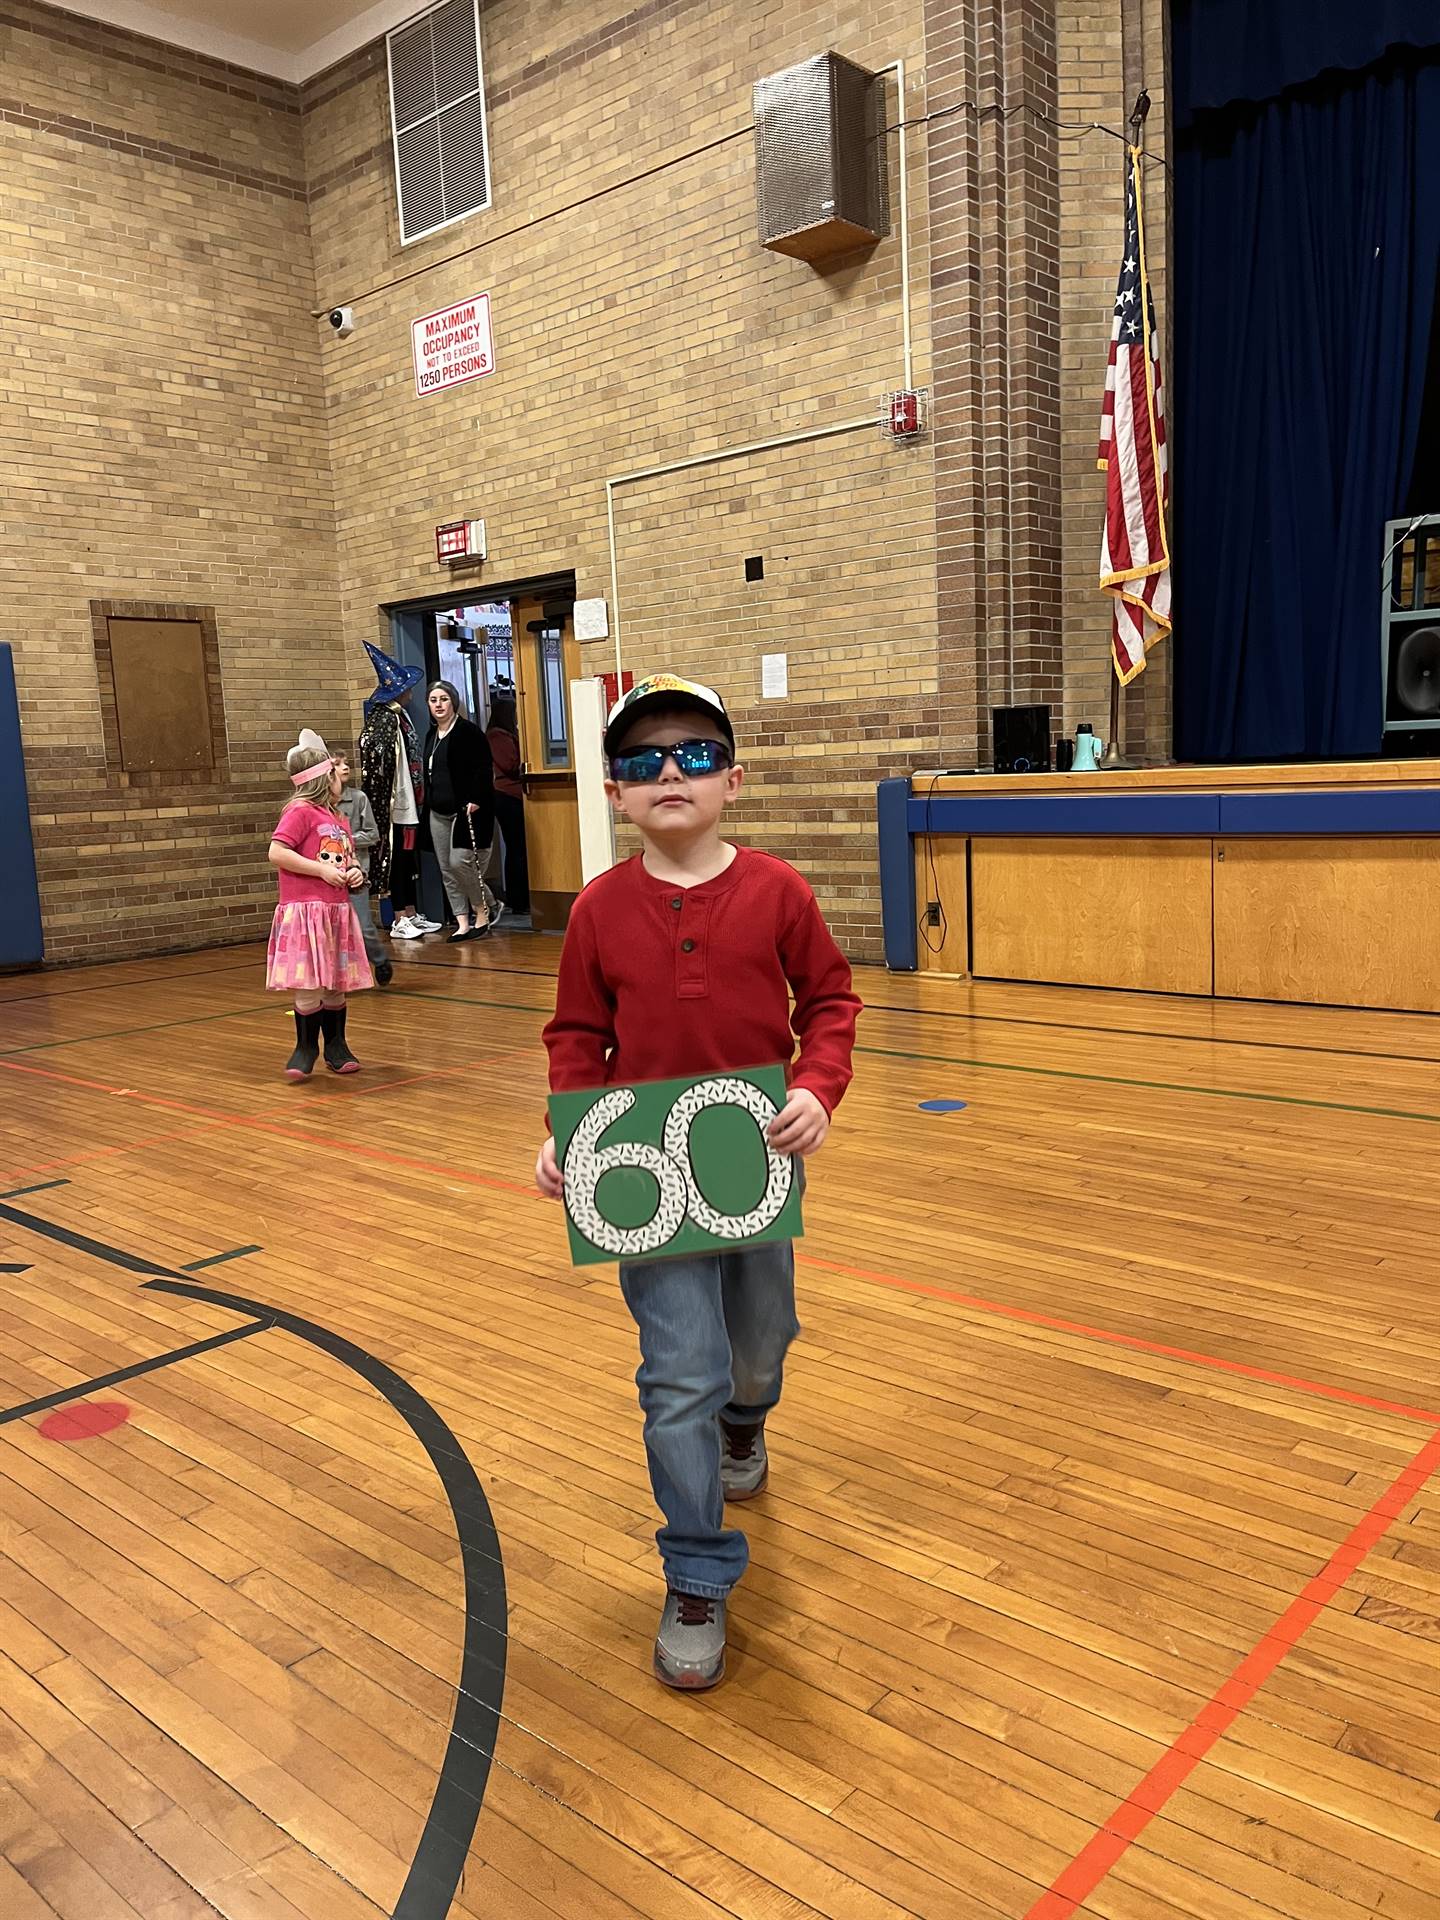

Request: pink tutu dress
left=266, top=800, right=374, bottom=994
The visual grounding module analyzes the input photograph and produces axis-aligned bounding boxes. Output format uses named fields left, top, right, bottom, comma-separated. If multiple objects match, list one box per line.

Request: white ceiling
left=47, top=0, right=426, bottom=82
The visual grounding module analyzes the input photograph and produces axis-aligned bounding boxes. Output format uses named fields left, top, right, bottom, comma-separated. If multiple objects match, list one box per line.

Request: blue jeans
left=619, top=1237, right=800, bottom=1599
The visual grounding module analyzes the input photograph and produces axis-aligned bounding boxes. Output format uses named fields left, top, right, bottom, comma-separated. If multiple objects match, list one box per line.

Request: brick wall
left=928, top=0, right=1169, bottom=772
left=301, top=0, right=938, bottom=964
left=1, top=0, right=1166, bottom=969
left=0, top=0, right=345, bottom=964
left=926, top=0, right=1063, bottom=766
left=1058, top=0, right=1170, bottom=759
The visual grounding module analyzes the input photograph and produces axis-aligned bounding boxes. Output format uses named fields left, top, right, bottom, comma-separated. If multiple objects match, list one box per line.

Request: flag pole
left=1101, top=89, right=1152, bottom=772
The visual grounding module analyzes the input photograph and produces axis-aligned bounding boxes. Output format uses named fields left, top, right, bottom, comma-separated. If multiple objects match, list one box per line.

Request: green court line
left=400, top=989, right=551, bottom=1017
left=0, top=1005, right=278, bottom=1055
left=857, top=1043, right=1440, bottom=1126
left=0, top=988, right=551, bottom=1056
left=8, top=978, right=1429, bottom=1127
left=409, top=996, right=1440, bottom=1126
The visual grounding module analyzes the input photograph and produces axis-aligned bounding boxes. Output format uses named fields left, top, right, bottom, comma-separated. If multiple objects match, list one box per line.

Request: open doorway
left=381, top=572, right=583, bottom=936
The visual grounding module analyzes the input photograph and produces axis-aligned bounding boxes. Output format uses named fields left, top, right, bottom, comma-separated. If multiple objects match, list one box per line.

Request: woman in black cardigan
left=423, top=681, right=498, bottom=941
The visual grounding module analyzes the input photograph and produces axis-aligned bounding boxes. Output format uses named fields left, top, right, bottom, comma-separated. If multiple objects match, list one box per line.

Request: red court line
left=0, top=1057, right=540, bottom=1202
left=10, top=1041, right=1439, bottom=1912
left=7, top=1055, right=1436, bottom=1420
left=0, top=1119, right=227, bottom=1187
left=1022, top=1423, right=1440, bottom=1919
left=801, top=1253, right=1440, bottom=1425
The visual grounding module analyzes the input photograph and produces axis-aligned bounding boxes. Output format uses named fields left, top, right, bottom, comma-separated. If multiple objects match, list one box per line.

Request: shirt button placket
left=676, top=897, right=708, bottom=995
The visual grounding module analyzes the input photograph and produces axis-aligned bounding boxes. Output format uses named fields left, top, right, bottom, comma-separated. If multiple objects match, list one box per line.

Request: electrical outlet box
left=925, top=901, right=941, bottom=927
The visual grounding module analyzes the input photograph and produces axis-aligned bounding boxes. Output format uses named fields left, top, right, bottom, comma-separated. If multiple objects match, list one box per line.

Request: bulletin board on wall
left=88, top=601, right=229, bottom=787
left=107, top=619, right=214, bottom=772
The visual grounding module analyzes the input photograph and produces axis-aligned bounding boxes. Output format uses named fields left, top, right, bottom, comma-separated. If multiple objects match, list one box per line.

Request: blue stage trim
left=904, top=792, right=1221, bottom=836
left=1219, top=788, right=1440, bottom=836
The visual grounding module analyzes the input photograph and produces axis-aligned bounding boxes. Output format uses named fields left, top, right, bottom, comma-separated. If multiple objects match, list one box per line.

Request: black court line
left=0, top=1263, right=30, bottom=1274
left=0, top=1198, right=185, bottom=1275
left=0, top=1319, right=270, bottom=1427
left=0, top=1178, right=71, bottom=1200
left=182, top=1245, right=262, bottom=1272
left=3, top=1198, right=507, bottom=1920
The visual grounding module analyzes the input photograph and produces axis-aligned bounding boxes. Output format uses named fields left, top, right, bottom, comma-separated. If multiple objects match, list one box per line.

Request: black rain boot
left=320, top=1004, right=361, bottom=1074
left=284, top=1008, right=322, bottom=1081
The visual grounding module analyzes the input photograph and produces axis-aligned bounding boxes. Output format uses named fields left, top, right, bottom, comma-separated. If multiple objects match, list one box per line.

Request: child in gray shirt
left=336, top=753, right=392, bottom=986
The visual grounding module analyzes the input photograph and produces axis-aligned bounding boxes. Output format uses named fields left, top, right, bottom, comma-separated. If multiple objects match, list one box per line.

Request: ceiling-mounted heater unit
left=1382, top=515, right=1440, bottom=755
left=754, top=52, right=888, bottom=262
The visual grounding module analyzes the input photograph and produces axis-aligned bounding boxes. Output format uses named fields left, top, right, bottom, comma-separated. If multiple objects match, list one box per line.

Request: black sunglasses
left=609, top=738, right=734, bottom=783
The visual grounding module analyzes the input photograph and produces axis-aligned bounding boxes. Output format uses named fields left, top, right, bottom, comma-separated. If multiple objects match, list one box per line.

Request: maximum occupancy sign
left=549, top=1067, right=805, bottom=1266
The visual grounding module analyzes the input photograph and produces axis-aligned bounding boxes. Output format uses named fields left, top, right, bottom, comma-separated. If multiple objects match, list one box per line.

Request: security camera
left=328, top=306, right=355, bottom=337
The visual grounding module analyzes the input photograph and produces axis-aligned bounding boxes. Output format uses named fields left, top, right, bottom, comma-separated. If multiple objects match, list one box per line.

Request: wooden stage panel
left=1214, top=837, right=1440, bottom=1013
left=912, top=831, right=968, bottom=974
left=970, top=837, right=1214, bottom=994
left=0, top=939, right=1439, bottom=1918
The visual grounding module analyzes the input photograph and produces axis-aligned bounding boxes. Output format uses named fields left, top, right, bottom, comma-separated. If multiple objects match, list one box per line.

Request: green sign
left=549, top=1066, right=804, bottom=1267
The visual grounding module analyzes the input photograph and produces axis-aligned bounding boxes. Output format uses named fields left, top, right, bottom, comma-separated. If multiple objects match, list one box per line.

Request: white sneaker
left=389, top=916, right=425, bottom=940
left=411, top=914, right=443, bottom=933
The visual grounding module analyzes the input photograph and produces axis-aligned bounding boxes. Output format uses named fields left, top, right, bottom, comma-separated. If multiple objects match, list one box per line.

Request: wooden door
left=510, top=596, right=583, bottom=931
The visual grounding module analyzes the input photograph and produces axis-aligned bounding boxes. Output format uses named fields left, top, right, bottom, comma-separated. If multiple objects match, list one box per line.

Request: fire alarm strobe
left=436, top=519, right=486, bottom=565
left=883, top=389, right=929, bottom=439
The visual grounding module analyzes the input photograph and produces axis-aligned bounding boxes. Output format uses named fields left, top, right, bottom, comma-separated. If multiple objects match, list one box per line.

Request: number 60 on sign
left=548, top=1067, right=804, bottom=1267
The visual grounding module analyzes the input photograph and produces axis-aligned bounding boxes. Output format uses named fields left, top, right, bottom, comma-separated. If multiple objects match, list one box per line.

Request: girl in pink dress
left=267, top=731, right=373, bottom=1079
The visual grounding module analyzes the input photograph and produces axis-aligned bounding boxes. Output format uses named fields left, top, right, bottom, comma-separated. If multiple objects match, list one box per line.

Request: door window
left=535, top=625, right=570, bottom=767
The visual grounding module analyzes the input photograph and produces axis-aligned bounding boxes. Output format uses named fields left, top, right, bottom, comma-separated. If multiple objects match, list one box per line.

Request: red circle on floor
left=39, top=1401, right=131, bottom=1442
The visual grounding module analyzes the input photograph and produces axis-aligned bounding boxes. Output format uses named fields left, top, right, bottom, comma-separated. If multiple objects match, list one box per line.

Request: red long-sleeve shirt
left=543, top=847, right=861, bottom=1114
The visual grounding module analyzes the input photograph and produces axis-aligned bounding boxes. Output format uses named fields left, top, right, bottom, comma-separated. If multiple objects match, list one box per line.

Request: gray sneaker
left=720, top=1419, right=768, bottom=1502
left=654, top=1590, right=726, bottom=1690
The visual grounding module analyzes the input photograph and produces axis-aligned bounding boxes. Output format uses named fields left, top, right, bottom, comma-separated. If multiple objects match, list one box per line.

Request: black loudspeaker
left=753, top=53, right=888, bottom=262
left=992, top=704, right=1052, bottom=774
left=1382, top=514, right=1440, bottom=750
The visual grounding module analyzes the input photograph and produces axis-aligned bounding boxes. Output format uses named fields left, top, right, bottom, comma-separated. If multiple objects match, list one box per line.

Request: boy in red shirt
left=537, top=674, right=860, bottom=1689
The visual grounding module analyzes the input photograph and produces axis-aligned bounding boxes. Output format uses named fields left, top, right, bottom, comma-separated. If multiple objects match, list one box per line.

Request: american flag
left=1098, top=146, right=1171, bottom=683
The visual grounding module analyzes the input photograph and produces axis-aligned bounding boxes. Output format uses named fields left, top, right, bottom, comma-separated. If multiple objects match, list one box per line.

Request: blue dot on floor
left=918, top=1098, right=968, bottom=1113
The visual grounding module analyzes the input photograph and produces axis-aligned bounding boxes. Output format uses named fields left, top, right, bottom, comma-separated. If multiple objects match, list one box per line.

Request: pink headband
left=291, top=756, right=335, bottom=786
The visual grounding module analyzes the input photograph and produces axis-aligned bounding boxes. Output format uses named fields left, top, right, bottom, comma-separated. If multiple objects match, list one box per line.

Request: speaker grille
left=754, top=53, right=886, bottom=262
left=1394, top=625, right=1440, bottom=717
left=1383, top=516, right=1440, bottom=738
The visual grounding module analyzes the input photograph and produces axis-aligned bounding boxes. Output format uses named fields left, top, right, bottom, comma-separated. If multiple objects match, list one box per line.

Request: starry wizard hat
left=363, top=640, right=424, bottom=717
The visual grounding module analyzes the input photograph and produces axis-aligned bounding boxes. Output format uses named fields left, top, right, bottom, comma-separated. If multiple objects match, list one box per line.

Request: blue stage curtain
left=1172, top=0, right=1440, bottom=127
left=1172, top=48, right=1440, bottom=760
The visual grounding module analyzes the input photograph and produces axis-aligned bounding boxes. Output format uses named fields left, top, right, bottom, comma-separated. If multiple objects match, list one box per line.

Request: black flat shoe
left=448, top=926, right=476, bottom=943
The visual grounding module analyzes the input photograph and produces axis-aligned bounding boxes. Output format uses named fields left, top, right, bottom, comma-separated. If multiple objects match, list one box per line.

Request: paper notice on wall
left=761, top=653, right=788, bottom=699
left=412, top=292, right=495, bottom=396
left=574, top=597, right=609, bottom=642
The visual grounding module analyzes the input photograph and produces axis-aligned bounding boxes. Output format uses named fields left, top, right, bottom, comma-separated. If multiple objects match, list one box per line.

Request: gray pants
left=350, top=886, right=386, bottom=966
left=429, top=811, right=498, bottom=922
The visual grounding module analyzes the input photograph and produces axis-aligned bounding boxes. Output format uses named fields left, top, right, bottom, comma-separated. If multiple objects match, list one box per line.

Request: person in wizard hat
left=357, top=642, right=441, bottom=941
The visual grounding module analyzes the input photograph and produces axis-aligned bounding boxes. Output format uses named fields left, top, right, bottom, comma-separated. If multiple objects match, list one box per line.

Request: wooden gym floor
left=1, top=933, right=1438, bottom=1920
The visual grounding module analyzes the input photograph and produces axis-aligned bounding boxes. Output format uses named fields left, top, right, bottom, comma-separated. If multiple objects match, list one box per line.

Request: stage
left=879, top=760, right=1440, bottom=1012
